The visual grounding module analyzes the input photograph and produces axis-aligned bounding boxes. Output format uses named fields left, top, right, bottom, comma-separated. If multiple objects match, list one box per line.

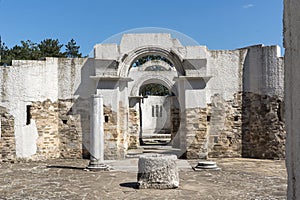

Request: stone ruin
left=0, top=30, right=285, bottom=162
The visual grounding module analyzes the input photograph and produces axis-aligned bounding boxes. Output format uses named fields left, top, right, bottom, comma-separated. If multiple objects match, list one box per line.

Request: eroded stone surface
left=137, top=154, right=179, bottom=189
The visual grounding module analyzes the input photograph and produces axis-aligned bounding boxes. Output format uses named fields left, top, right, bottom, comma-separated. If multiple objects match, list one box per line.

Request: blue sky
left=0, top=0, right=283, bottom=56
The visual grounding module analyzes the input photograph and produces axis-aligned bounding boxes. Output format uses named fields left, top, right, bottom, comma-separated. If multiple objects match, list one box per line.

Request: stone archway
left=127, top=65, right=181, bottom=149
left=130, top=74, right=176, bottom=97
left=118, top=46, right=185, bottom=77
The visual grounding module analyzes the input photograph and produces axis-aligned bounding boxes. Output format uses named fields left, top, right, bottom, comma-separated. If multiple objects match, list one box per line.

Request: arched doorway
left=128, top=72, right=181, bottom=151
left=125, top=47, right=183, bottom=156
left=139, top=83, right=172, bottom=145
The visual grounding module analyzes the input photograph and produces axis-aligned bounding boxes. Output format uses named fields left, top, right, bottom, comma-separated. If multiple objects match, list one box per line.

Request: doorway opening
left=139, top=83, right=172, bottom=145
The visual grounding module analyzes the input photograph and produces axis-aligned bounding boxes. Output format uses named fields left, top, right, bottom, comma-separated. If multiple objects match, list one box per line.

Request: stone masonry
left=103, top=105, right=120, bottom=160
left=30, top=100, right=60, bottom=160
left=185, top=108, right=208, bottom=159
left=58, top=99, right=83, bottom=159
left=128, top=108, right=140, bottom=149
left=242, top=93, right=285, bottom=159
left=30, top=99, right=84, bottom=160
left=207, top=93, right=242, bottom=158
left=0, top=106, right=15, bottom=162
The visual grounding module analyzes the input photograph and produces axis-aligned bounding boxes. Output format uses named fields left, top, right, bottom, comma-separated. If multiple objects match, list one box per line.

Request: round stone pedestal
left=137, top=154, right=179, bottom=189
left=193, top=161, right=219, bottom=171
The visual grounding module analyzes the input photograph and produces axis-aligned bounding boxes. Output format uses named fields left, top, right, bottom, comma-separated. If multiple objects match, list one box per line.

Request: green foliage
left=0, top=42, right=11, bottom=65
left=140, top=83, right=169, bottom=96
left=38, top=39, right=64, bottom=58
left=0, top=38, right=82, bottom=66
left=10, top=40, right=40, bottom=60
left=65, top=39, right=82, bottom=58
left=132, top=54, right=173, bottom=67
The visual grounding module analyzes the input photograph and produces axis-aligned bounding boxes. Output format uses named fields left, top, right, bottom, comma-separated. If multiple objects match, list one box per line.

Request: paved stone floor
left=0, top=158, right=287, bottom=200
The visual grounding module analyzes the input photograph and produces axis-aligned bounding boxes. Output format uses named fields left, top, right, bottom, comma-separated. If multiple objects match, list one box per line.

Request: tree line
left=0, top=38, right=82, bottom=65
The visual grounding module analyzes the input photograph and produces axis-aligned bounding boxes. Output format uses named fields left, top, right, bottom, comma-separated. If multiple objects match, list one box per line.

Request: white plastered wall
left=206, top=50, right=243, bottom=103
left=0, top=57, right=95, bottom=158
left=0, top=58, right=58, bottom=157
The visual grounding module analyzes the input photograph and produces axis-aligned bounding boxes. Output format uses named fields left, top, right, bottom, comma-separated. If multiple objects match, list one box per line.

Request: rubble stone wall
left=30, top=99, right=85, bottom=160
left=185, top=92, right=285, bottom=160
left=58, top=99, right=83, bottom=158
left=103, top=105, right=119, bottom=160
left=0, top=95, right=286, bottom=161
left=185, top=108, right=208, bottom=159
left=242, top=92, right=285, bottom=159
left=31, top=100, right=60, bottom=159
left=0, top=106, right=15, bottom=162
left=128, top=108, right=140, bottom=149
left=207, top=93, right=242, bottom=158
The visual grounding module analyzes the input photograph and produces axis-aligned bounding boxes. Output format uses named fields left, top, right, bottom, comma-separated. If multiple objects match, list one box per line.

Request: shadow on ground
left=47, top=165, right=86, bottom=170
left=119, top=182, right=139, bottom=189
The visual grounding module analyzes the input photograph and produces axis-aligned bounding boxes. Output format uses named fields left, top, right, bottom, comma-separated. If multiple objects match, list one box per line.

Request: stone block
left=137, top=154, right=179, bottom=189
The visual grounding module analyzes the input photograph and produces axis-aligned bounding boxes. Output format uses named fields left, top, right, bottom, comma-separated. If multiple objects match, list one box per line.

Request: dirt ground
left=0, top=158, right=287, bottom=200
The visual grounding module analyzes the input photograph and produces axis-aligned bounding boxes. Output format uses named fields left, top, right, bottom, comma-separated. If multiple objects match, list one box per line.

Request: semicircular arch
left=130, top=74, right=177, bottom=97
left=119, top=46, right=185, bottom=77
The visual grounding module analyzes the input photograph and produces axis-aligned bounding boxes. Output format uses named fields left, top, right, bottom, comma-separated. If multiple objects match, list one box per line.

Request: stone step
left=142, top=133, right=171, bottom=138
left=142, top=138, right=171, bottom=142
left=142, top=133, right=171, bottom=142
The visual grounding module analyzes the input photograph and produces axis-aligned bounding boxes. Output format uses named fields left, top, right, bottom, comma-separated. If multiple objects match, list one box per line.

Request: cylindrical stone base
left=137, top=154, right=179, bottom=189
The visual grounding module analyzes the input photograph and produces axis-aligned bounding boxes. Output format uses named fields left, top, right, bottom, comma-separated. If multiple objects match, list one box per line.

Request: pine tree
left=38, top=38, right=64, bottom=58
left=65, top=39, right=82, bottom=58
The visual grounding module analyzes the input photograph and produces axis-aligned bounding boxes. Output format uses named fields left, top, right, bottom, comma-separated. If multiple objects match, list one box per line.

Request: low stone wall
left=31, top=100, right=60, bottom=159
left=0, top=106, right=15, bottom=162
left=242, top=93, right=285, bottom=159
left=0, top=93, right=286, bottom=162
left=207, top=93, right=242, bottom=158
left=184, top=92, right=284, bottom=160
left=58, top=99, right=83, bottom=158
left=31, top=99, right=85, bottom=160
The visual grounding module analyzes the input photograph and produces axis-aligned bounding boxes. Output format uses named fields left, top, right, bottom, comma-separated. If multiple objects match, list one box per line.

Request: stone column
left=87, top=92, right=108, bottom=170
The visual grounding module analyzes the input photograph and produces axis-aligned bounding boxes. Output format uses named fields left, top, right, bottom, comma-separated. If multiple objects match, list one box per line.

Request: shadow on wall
left=63, top=58, right=98, bottom=159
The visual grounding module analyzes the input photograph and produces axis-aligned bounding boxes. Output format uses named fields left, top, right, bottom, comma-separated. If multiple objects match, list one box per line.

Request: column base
left=87, top=162, right=110, bottom=171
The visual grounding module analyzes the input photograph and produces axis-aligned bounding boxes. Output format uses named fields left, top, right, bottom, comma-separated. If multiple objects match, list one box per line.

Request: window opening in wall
left=152, top=106, right=155, bottom=117
left=105, top=115, right=109, bottom=123
left=26, top=105, right=31, bottom=125
left=207, top=115, right=211, bottom=122
left=62, top=119, right=68, bottom=124
left=159, top=105, right=163, bottom=117
left=152, top=105, right=163, bottom=117
left=234, top=116, right=239, bottom=121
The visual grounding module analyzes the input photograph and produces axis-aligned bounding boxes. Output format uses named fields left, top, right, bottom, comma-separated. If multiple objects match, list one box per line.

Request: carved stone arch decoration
left=130, top=74, right=177, bottom=97
left=118, top=46, right=185, bottom=77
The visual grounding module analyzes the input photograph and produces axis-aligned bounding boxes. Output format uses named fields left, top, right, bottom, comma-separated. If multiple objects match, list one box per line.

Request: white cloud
left=243, top=4, right=254, bottom=9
